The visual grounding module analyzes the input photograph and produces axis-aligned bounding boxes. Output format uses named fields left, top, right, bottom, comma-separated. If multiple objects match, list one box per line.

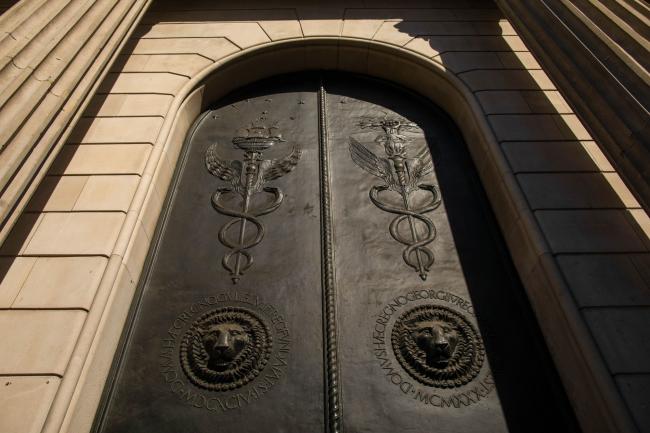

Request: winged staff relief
left=349, top=116, right=441, bottom=280
left=205, top=122, right=302, bottom=283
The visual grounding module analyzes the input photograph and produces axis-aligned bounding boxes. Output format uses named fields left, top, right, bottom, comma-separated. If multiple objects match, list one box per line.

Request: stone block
left=135, top=22, right=269, bottom=48
left=0, top=257, right=36, bottom=306
left=297, top=8, right=344, bottom=36
left=626, top=209, right=650, bottom=250
left=461, top=70, right=555, bottom=91
left=378, top=21, right=482, bottom=45
left=26, top=176, right=88, bottom=212
left=372, top=21, right=415, bottom=46
left=142, top=8, right=291, bottom=24
left=477, top=90, right=530, bottom=113
left=452, top=7, right=503, bottom=21
left=23, top=212, right=125, bottom=256
left=49, top=144, right=152, bottom=175
left=529, top=90, right=571, bottom=113
left=0, top=213, right=42, bottom=256
left=73, top=175, right=140, bottom=211
left=259, top=18, right=303, bottom=41
left=110, top=54, right=212, bottom=77
left=502, top=34, right=527, bottom=51
left=497, top=51, right=540, bottom=69
left=518, top=173, right=639, bottom=209
left=123, top=222, right=151, bottom=279
left=556, top=114, right=592, bottom=141
left=13, top=256, right=107, bottom=309
left=403, top=37, right=440, bottom=58
left=69, top=117, right=163, bottom=144
left=0, top=376, right=60, bottom=433
left=583, top=307, right=650, bottom=374
left=406, top=35, right=524, bottom=55
left=490, top=115, right=591, bottom=142
left=341, top=18, right=384, bottom=39
left=536, top=210, right=647, bottom=253
left=352, top=6, right=498, bottom=21
left=98, top=72, right=187, bottom=95
left=615, top=374, right=650, bottom=433
left=403, top=20, right=514, bottom=38
left=478, top=90, right=571, bottom=114
left=502, top=141, right=614, bottom=173
left=558, top=254, right=650, bottom=307
left=603, top=173, right=640, bottom=208
left=126, top=37, right=239, bottom=61
left=436, top=52, right=505, bottom=72
left=581, top=141, right=615, bottom=171
left=85, top=94, right=173, bottom=117
left=478, top=19, right=515, bottom=36
left=0, top=310, right=86, bottom=375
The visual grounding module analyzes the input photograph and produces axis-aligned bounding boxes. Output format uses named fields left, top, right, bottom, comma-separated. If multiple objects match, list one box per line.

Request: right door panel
left=325, top=75, right=579, bottom=433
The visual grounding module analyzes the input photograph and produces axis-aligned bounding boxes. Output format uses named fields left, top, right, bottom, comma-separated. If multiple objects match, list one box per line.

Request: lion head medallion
left=392, top=305, right=484, bottom=388
left=180, top=306, right=272, bottom=391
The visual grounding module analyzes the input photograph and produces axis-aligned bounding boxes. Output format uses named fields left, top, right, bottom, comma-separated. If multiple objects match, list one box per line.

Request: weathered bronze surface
left=94, top=73, right=580, bottom=433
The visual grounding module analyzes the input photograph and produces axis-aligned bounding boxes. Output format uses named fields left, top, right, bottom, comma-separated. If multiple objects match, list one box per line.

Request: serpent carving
left=205, top=122, right=301, bottom=283
left=349, top=116, right=441, bottom=280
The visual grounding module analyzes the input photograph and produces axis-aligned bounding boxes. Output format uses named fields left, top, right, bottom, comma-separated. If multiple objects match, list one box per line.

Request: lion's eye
left=230, top=330, right=241, bottom=336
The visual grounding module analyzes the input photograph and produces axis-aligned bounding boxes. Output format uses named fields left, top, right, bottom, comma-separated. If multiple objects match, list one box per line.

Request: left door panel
left=95, top=76, right=324, bottom=433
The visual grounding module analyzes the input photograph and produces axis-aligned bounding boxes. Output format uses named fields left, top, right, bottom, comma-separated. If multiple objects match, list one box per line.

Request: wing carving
left=205, top=143, right=242, bottom=188
left=349, top=137, right=394, bottom=188
left=408, top=146, right=433, bottom=186
left=262, top=145, right=302, bottom=182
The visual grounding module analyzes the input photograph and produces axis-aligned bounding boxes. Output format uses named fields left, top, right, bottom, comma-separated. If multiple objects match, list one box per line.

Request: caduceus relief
left=349, top=116, right=441, bottom=280
left=205, top=123, right=301, bottom=283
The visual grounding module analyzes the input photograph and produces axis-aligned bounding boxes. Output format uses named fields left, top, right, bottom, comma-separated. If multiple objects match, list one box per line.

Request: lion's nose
left=215, top=332, right=230, bottom=348
left=434, top=335, right=449, bottom=349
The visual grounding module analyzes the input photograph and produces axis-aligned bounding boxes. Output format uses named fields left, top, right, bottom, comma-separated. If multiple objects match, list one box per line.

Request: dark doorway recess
left=93, top=72, right=580, bottom=433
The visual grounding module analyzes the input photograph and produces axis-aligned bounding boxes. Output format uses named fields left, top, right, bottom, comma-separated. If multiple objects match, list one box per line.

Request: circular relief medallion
left=179, top=306, right=272, bottom=392
left=392, top=304, right=485, bottom=388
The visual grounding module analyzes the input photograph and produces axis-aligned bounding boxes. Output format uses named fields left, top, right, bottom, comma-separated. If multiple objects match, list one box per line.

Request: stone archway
left=53, top=38, right=629, bottom=433
left=92, top=70, right=580, bottom=433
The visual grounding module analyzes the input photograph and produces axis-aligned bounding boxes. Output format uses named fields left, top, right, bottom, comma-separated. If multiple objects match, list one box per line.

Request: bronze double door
left=94, top=73, right=579, bottom=433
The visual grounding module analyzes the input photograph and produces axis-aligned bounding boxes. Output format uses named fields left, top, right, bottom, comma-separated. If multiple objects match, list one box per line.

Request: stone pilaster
left=0, top=0, right=153, bottom=244
left=495, top=0, right=650, bottom=210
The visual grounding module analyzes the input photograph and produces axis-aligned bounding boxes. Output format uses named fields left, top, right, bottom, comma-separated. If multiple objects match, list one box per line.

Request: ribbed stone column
left=496, top=0, right=650, bottom=210
left=0, top=0, right=153, bottom=244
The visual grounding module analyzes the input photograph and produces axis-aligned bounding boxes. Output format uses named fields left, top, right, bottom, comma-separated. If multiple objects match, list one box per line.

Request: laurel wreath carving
left=391, top=305, right=484, bottom=388
left=180, top=307, right=272, bottom=392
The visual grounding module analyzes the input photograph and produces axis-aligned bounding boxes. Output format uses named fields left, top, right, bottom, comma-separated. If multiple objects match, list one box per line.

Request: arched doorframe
left=55, top=38, right=629, bottom=433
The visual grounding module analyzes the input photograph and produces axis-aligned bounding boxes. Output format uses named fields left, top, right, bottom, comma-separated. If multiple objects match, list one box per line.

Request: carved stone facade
left=0, top=1, right=648, bottom=433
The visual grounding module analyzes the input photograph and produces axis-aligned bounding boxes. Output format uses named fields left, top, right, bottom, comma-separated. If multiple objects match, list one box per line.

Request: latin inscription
left=372, top=289, right=494, bottom=408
